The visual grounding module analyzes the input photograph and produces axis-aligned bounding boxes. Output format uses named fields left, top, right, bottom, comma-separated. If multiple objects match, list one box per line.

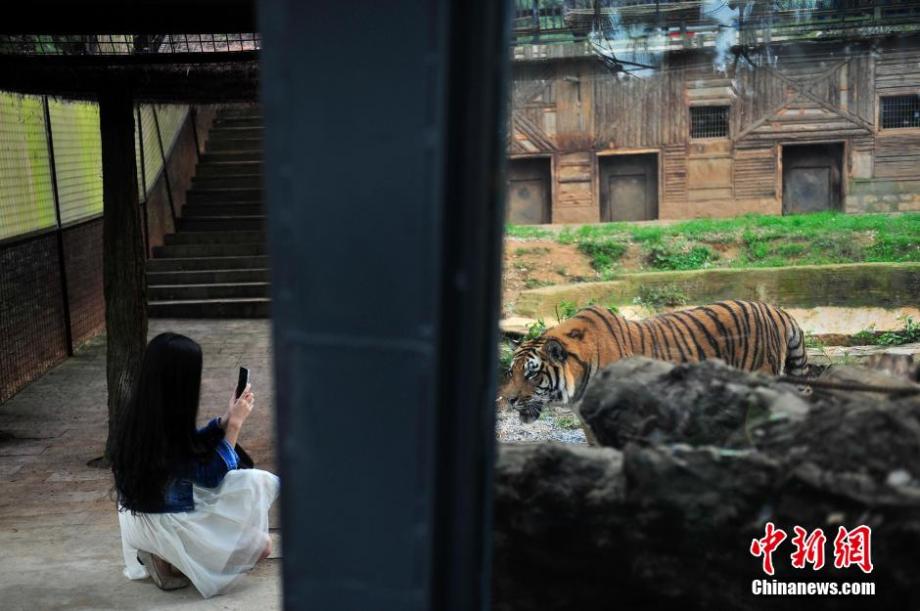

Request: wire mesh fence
left=880, top=94, right=920, bottom=130
left=0, top=91, right=193, bottom=404
left=0, top=91, right=190, bottom=242
left=49, top=99, right=103, bottom=225
left=0, top=33, right=260, bottom=56
left=0, top=94, right=55, bottom=241
left=689, top=105, right=729, bottom=139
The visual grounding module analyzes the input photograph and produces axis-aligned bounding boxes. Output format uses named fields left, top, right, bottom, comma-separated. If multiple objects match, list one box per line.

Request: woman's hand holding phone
left=222, top=383, right=254, bottom=447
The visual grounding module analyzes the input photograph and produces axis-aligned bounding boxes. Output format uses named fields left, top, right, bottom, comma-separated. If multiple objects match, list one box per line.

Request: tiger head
left=498, top=315, right=603, bottom=423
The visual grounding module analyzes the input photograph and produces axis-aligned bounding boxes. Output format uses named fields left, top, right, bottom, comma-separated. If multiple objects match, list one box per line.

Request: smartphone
left=235, top=367, right=250, bottom=400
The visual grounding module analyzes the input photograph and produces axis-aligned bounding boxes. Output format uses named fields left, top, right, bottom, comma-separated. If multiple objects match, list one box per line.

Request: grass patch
left=523, top=278, right=552, bottom=289
left=498, top=339, right=516, bottom=373
left=576, top=239, right=627, bottom=275
left=645, top=243, right=717, bottom=270
left=803, top=334, right=825, bottom=349
left=506, top=213, right=919, bottom=296
left=852, top=317, right=920, bottom=347
left=555, top=300, right=579, bottom=321
left=554, top=412, right=582, bottom=430
left=515, top=246, right=551, bottom=256
left=506, top=224, right=554, bottom=239
left=525, top=319, right=547, bottom=340
left=866, top=235, right=920, bottom=262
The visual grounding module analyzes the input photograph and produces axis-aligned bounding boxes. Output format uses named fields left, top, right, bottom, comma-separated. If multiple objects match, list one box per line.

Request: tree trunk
left=99, top=85, right=147, bottom=462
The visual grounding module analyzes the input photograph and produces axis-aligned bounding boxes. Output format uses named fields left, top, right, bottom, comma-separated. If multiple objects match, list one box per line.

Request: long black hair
left=111, top=332, right=223, bottom=512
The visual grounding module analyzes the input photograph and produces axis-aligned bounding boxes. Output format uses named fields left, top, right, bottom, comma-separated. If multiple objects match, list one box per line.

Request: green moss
left=634, top=285, right=689, bottom=310
left=514, top=263, right=920, bottom=319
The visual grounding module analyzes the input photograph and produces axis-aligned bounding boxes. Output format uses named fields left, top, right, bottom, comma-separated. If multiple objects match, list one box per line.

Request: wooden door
left=599, top=154, right=658, bottom=222
left=782, top=143, right=843, bottom=214
left=506, top=158, right=550, bottom=224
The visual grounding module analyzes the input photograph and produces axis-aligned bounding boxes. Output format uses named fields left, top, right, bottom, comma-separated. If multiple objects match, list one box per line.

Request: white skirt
left=118, top=468, right=280, bottom=598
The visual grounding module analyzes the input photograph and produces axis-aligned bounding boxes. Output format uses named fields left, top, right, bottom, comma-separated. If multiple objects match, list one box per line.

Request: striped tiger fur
left=498, top=300, right=808, bottom=422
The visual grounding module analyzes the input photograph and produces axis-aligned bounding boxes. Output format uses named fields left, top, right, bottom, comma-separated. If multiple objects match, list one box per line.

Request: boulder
left=492, top=359, right=920, bottom=611
left=576, top=357, right=809, bottom=450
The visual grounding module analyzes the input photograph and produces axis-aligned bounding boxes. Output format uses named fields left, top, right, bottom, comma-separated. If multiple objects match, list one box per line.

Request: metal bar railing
left=509, top=0, right=920, bottom=44
left=136, top=105, right=150, bottom=258
left=152, top=106, right=178, bottom=230
left=42, top=95, right=74, bottom=357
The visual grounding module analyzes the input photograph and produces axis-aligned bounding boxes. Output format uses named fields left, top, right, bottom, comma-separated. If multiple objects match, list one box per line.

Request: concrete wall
left=514, top=263, right=920, bottom=319
left=846, top=179, right=920, bottom=214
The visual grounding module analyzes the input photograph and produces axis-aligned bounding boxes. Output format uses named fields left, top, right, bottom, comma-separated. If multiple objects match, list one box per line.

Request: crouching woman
left=111, top=332, right=280, bottom=598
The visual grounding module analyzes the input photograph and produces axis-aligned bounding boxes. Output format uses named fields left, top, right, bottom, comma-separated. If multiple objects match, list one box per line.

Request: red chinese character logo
left=833, top=525, right=873, bottom=574
left=751, top=522, right=787, bottom=575
left=790, top=526, right=826, bottom=570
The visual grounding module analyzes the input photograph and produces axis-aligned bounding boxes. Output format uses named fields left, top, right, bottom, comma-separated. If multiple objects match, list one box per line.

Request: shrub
left=577, top=239, right=627, bottom=273
left=776, top=243, right=808, bottom=258
left=526, top=319, right=547, bottom=340
left=854, top=317, right=920, bottom=346
left=646, top=243, right=716, bottom=270
left=866, top=235, right=920, bottom=262
left=498, top=340, right=516, bottom=372
left=811, top=236, right=865, bottom=262
left=556, top=300, right=579, bottom=321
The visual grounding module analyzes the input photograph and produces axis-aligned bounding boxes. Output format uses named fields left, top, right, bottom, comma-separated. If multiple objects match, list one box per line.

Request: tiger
left=498, top=300, right=808, bottom=423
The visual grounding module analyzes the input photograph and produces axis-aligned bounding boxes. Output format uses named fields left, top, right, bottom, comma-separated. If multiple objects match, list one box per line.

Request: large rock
left=577, top=357, right=809, bottom=450
left=493, top=359, right=920, bottom=611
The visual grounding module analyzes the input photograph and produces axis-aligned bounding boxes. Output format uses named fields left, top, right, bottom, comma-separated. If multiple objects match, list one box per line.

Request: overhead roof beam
left=0, top=54, right=259, bottom=103
left=1, top=1, right=257, bottom=34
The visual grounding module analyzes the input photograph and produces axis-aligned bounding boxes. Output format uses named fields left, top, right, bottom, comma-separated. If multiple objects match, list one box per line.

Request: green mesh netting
left=1, top=92, right=190, bottom=240
left=49, top=98, right=103, bottom=225
left=0, top=93, right=55, bottom=241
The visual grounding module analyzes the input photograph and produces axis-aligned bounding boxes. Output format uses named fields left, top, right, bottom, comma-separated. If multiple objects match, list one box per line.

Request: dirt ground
left=502, top=238, right=595, bottom=316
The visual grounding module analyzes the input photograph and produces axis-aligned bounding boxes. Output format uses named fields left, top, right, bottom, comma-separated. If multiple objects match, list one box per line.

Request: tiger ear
left=545, top=338, right=567, bottom=364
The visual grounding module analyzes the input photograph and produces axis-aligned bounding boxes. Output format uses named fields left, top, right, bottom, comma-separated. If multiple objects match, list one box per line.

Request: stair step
left=206, top=138, right=263, bottom=152
left=147, top=255, right=270, bottom=272
left=209, top=126, right=263, bottom=139
left=218, top=107, right=263, bottom=119
left=148, top=297, right=271, bottom=319
left=164, top=230, right=265, bottom=244
left=201, top=151, right=263, bottom=163
left=188, top=188, right=262, bottom=203
left=195, top=161, right=262, bottom=178
left=147, top=268, right=270, bottom=285
left=179, top=216, right=266, bottom=231
left=153, top=242, right=266, bottom=258
left=213, top=117, right=263, bottom=128
left=148, top=282, right=270, bottom=301
left=182, top=204, right=264, bottom=217
left=192, top=175, right=263, bottom=189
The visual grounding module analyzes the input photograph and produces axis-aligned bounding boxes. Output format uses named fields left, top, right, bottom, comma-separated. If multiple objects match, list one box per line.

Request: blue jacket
left=157, top=418, right=239, bottom=513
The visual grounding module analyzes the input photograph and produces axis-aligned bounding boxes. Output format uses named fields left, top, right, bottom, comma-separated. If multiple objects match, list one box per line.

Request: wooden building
left=507, top=32, right=920, bottom=223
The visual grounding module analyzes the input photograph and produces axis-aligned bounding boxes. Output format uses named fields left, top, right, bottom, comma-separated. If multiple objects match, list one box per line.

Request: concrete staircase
left=147, top=106, right=270, bottom=318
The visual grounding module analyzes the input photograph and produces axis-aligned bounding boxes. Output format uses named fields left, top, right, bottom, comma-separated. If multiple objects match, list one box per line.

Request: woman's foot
left=136, top=550, right=190, bottom=590
left=259, top=537, right=272, bottom=561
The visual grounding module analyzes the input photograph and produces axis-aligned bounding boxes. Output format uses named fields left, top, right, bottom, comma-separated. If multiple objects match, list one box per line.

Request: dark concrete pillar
left=260, top=0, right=511, bottom=609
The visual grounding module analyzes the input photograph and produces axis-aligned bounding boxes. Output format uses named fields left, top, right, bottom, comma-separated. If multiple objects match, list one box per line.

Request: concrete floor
left=0, top=320, right=280, bottom=610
